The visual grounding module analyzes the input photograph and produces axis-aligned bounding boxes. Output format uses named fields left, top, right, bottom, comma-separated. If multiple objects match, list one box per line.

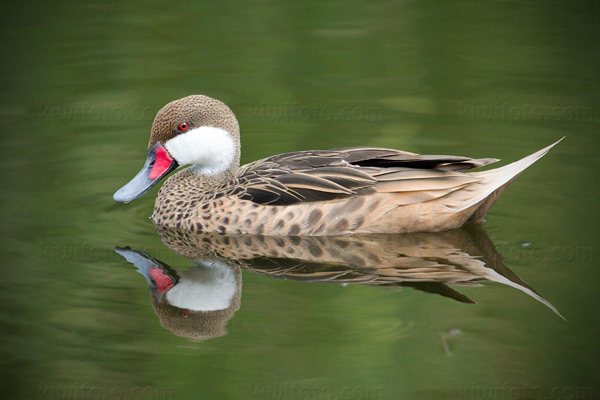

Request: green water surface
left=1, top=1, right=598, bottom=399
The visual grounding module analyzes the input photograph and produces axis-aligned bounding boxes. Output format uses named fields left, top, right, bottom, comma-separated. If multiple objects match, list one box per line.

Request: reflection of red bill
left=150, top=268, right=175, bottom=293
left=149, top=146, right=175, bottom=180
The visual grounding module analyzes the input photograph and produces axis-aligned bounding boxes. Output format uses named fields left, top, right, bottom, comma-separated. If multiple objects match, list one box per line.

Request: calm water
left=1, top=1, right=599, bottom=399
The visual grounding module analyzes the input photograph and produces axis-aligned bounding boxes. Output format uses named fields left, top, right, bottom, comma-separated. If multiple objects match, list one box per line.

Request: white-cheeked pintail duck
left=113, top=95, right=562, bottom=235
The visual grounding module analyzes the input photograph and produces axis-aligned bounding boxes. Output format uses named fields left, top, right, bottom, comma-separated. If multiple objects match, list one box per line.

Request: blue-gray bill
left=113, top=142, right=178, bottom=203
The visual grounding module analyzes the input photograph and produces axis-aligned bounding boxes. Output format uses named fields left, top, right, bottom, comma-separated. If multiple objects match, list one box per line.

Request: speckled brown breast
left=152, top=170, right=389, bottom=235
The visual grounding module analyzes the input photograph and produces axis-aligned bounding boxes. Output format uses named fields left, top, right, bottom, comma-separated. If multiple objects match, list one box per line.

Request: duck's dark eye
left=181, top=310, right=190, bottom=318
left=177, top=122, right=189, bottom=132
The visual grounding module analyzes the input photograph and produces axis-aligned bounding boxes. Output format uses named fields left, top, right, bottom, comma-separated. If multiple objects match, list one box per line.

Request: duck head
left=113, top=95, right=241, bottom=203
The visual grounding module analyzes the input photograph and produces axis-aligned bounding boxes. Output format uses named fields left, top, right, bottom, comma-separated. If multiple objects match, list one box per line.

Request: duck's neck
left=190, top=161, right=239, bottom=187
left=155, top=160, right=238, bottom=206
left=152, top=166, right=235, bottom=229
left=194, top=142, right=240, bottom=183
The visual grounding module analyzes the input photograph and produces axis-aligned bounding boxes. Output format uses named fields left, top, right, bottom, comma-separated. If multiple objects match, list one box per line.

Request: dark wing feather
left=348, top=152, right=498, bottom=171
left=231, top=147, right=498, bottom=206
left=233, top=161, right=376, bottom=205
left=275, top=147, right=498, bottom=171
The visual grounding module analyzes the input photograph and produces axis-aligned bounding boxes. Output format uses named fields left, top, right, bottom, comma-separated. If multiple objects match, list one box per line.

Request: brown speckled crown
left=148, top=95, right=241, bottom=160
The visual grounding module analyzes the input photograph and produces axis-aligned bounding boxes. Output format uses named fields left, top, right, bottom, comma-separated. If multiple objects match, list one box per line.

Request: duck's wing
left=255, top=147, right=497, bottom=171
left=231, top=147, right=499, bottom=206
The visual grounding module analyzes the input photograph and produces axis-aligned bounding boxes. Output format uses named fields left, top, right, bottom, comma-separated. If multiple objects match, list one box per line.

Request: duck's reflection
left=115, top=247, right=241, bottom=341
left=115, top=225, right=562, bottom=340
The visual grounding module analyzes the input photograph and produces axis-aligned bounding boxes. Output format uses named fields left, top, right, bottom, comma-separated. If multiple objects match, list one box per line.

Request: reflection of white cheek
left=165, top=261, right=237, bottom=311
left=165, top=126, right=235, bottom=174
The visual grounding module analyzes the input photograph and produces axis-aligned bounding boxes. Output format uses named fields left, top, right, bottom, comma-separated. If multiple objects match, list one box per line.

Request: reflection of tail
left=456, top=138, right=564, bottom=219
left=483, top=268, right=566, bottom=320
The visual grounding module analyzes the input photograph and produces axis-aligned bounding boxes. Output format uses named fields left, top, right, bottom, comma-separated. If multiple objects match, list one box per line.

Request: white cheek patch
left=164, top=126, right=235, bottom=174
left=165, top=261, right=238, bottom=311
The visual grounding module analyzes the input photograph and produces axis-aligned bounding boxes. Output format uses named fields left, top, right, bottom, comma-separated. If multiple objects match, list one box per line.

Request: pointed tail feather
left=482, top=268, right=565, bottom=320
left=454, top=137, right=564, bottom=212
